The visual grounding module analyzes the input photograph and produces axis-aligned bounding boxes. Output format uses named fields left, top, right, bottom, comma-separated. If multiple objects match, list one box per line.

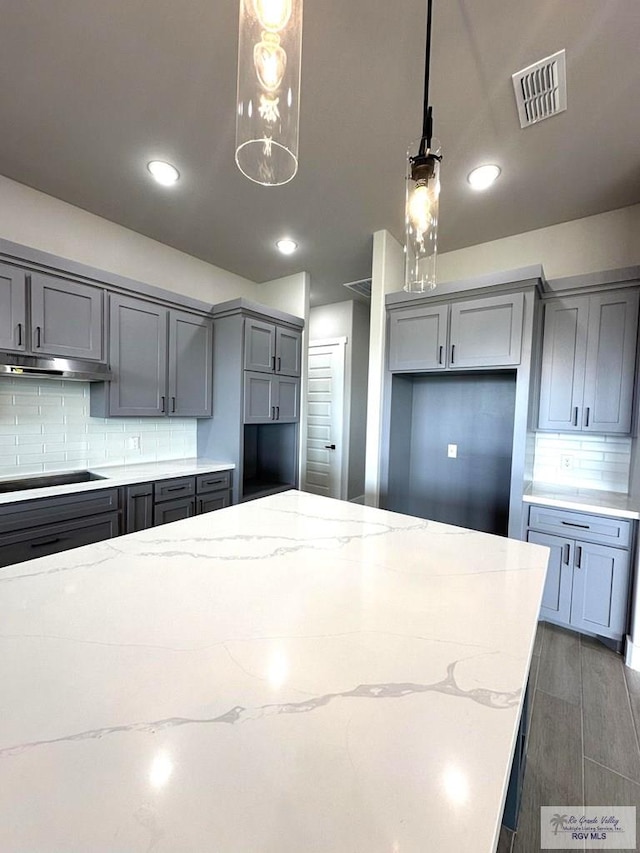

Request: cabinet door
left=197, top=493, right=231, bottom=514
left=527, top=530, right=573, bottom=625
left=244, top=319, right=276, bottom=373
left=0, top=263, right=26, bottom=352
left=275, top=326, right=302, bottom=376
left=570, top=542, right=630, bottom=639
left=538, top=297, right=589, bottom=431
left=108, top=294, right=168, bottom=416
left=125, top=483, right=154, bottom=533
left=244, top=371, right=276, bottom=423
left=275, top=376, right=300, bottom=422
left=30, top=273, right=104, bottom=360
left=168, top=310, right=213, bottom=417
left=582, top=290, right=639, bottom=434
left=153, top=497, right=195, bottom=526
left=449, top=293, right=524, bottom=368
left=388, top=305, right=448, bottom=371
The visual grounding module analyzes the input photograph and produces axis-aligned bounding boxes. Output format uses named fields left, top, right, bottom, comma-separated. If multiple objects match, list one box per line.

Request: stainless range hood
left=0, top=352, right=112, bottom=382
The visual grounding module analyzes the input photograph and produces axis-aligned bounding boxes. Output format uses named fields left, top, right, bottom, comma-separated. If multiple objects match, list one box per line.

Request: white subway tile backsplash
left=0, top=379, right=197, bottom=476
left=533, top=432, right=631, bottom=492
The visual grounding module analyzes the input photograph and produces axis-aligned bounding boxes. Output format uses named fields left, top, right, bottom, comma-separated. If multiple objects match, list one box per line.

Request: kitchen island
left=0, top=490, right=548, bottom=852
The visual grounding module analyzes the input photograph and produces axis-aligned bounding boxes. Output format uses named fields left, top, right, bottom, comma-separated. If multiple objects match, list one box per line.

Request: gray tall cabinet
left=197, top=299, right=303, bottom=504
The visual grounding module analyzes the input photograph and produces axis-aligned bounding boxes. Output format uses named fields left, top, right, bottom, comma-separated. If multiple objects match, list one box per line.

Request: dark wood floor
left=498, top=621, right=640, bottom=853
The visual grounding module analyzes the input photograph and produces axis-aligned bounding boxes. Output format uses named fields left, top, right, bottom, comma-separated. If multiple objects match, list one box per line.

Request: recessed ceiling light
left=276, top=238, right=298, bottom=255
left=147, top=160, right=180, bottom=186
left=467, top=164, right=501, bottom=191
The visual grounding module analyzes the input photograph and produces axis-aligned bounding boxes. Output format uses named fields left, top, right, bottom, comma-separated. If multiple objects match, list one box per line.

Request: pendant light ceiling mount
left=404, top=0, right=442, bottom=293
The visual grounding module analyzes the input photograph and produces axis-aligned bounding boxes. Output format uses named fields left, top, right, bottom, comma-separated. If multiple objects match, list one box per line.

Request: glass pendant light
left=404, top=0, right=442, bottom=292
left=235, top=0, right=303, bottom=186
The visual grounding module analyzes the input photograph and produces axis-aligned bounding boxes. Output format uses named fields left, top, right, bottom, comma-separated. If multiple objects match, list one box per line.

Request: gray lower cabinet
left=526, top=505, right=632, bottom=641
left=126, top=471, right=232, bottom=533
left=93, top=294, right=213, bottom=418
left=0, top=262, right=27, bottom=351
left=244, top=372, right=300, bottom=424
left=538, top=289, right=639, bottom=434
left=388, top=292, right=523, bottom=372
left=244, top=317, right=302, bottom=377
left=0, top=488, right=121, bottom=569
left=0, top=263, right=104, bottom=360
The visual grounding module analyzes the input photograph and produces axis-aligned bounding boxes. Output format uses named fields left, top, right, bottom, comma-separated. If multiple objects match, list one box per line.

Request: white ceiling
left=0, top=0, right=638, bottom=305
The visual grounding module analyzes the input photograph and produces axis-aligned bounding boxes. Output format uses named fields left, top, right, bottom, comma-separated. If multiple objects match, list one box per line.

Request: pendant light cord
left=419, top=0, right=434, bottom=157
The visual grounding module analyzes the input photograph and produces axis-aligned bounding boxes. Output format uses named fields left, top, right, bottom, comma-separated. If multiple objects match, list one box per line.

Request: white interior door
left=303, top=339, right=346, bottom=499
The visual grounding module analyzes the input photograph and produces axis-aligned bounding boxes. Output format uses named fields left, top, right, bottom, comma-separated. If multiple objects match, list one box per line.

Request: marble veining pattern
left=0, top=490, right=549, bottom=853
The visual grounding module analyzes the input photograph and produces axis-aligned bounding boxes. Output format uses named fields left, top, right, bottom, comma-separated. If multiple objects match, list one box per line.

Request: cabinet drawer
left=0, top=512, right=120, bottom=569
left=154, top=476, right=196, bottom=502
left=527, top=505, right=631, bottom=548
left=197, top=471, right=231, bottom=494
left=0, top=488, right=120, bottom=535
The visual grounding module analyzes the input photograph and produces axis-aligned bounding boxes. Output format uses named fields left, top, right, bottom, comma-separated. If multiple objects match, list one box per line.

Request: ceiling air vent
left=512, top=49, right=567, bottom=128
left=343, top=278, right=372, bottom=299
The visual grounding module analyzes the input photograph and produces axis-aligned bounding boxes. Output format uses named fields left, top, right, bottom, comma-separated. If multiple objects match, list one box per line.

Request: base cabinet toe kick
left=0, top=469, right=233, bottom=568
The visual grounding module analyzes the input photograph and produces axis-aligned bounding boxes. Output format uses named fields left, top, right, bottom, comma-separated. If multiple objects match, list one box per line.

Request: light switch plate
left=447, top=444, right=457, bottom=458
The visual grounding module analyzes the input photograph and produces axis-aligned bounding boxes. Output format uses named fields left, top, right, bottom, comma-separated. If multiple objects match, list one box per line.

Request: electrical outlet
left=447, top=444, right=458, bottom=459
left=126, top=435, right=141, bottom=451
left=561, top=454, right=573, bottom=470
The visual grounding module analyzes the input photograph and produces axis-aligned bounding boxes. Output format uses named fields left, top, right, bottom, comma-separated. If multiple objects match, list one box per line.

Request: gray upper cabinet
left=275, top=326, right=302, bottom=376
left=0, top=262, right=26, bottom=351
left=168, top=310, right=213, bottom=417
left=0, top=265, right=104, bottom=360
left=94, top=294, right=213, bottom=418
left=30, top=273, right=104, bottom=361
left=106, top=294, right=168, bottom=417
left=244, top=318, right=301, bottom=377
left=243, top=372, right=300, bottom=424
left=538, top=289, right=639, bottom=434
left=388, top=304, right=448, bottom=371
left=449, top=293, right=523, bottom=368
left=388, top=293, right=523, bottom=372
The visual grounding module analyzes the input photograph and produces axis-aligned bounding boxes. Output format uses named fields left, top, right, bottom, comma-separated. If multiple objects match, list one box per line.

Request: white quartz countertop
left=0, top=491, right=549, bottom=853
left=523, top=481, right=640, bottom=519
left=0, top=457, right=234, bottom=506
